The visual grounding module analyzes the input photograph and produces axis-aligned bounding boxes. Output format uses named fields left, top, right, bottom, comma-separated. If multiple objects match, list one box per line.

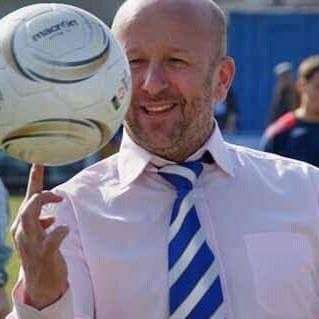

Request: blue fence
left=229, top=10, right=319, bottom=132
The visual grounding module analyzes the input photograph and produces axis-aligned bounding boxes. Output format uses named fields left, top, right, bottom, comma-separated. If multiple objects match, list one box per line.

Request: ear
left=212, top=56, right=236, bottom=102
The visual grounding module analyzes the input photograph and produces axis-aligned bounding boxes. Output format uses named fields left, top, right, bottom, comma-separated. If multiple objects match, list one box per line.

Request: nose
left=141, top=62, right=168, bottom=95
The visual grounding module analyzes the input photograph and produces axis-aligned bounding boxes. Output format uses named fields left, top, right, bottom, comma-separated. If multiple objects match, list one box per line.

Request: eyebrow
left=125, top=48, right=141, bottom=56
left=126, top=47, right=192, bottom=56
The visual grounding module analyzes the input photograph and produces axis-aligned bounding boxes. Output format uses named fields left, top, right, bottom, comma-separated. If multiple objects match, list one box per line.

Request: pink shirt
left=8, top=125, right=319, bottom=319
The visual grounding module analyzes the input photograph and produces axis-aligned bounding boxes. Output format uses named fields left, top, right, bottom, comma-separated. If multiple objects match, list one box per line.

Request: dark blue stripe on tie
left=180, top=161, right=203, bottom=177
left=187, top=276, right=223, bottom=319
left=159, top=172, right=192, bottom=191
left=170, top=242, right=215, bottom=314
left=170, top=187, right=191, bottom=224
left=169, top=207, right=200, bottom=269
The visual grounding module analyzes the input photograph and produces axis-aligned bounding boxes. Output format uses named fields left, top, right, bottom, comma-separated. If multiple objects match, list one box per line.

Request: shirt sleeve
left=7, top=287, right=73, bottom=319
left=8, top=190, right=95, bottom=319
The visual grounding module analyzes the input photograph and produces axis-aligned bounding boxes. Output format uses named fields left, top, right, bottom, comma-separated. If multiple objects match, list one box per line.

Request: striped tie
left=159, top=156, right=224, bottom=319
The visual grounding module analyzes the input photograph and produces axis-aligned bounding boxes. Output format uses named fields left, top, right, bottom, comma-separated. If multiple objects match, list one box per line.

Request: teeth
left=144, top=104, right=174, bottom=113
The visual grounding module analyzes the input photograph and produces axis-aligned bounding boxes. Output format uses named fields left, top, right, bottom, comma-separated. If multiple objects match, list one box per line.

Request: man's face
left=115, top=2, right=218, bottom=159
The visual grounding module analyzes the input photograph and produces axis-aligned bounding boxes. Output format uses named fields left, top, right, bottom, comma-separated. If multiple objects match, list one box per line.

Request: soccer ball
left=0, top=3, right=132, bottom=166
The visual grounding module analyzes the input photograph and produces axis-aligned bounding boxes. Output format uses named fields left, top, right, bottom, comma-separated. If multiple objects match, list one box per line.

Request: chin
left=146, top=139, right=175, bottom=152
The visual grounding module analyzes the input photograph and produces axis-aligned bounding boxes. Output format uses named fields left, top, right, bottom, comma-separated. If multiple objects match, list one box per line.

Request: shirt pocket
left=244, top=232, right=319, bottom=318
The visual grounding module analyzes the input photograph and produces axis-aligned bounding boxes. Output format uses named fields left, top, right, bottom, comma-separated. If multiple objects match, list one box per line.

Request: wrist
left=22, top=281, right=68, bottom=310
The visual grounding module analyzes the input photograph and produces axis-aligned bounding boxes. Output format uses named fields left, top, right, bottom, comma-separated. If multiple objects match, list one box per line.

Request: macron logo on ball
left=32, top=19, right=79, bottom=42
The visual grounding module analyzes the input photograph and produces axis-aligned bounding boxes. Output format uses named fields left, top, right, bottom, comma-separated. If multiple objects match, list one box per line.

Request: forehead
left=114, top=1, right=213, bottom=55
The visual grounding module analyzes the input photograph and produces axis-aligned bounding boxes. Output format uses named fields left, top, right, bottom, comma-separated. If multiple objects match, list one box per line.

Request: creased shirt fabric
left=8, top=124, right=319, bottom=319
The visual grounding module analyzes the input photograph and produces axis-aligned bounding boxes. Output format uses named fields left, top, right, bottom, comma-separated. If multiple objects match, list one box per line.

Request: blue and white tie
left=159, top=157, right=224, bottom=319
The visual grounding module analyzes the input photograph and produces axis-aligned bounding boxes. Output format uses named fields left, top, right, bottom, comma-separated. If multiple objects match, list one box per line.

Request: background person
left=7, top=1, right=319, bottom=319
left=262, top=55, right=319, bottom=167
left=267, top=61, right=296, bottom=125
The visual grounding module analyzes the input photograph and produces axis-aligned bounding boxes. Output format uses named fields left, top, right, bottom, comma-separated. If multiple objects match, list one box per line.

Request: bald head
left=111, top=0, right=235, bottom=161
left=112, top=0, right=227, bottom=59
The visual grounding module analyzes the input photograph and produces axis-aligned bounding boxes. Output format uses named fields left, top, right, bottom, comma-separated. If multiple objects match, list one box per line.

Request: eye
left=167, top=57, right=188, bottom=67
left=129, top=58, right=145, bottom=67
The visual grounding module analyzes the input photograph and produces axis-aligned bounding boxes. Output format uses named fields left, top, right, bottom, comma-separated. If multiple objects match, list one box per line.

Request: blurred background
left=1, top=0, right=319, bottom=312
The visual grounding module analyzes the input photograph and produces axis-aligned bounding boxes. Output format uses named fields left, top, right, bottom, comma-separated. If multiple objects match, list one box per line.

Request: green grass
left=6, top=196, right=23, bottom=297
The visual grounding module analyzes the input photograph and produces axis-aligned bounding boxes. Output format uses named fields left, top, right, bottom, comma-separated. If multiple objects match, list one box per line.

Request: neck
left=294, top=104, right=319, bottom=122
left=132, top=122, right=215, bottom=163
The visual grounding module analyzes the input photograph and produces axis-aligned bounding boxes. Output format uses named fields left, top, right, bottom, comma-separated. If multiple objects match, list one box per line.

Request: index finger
left=26, top=164, right=44, bottom=200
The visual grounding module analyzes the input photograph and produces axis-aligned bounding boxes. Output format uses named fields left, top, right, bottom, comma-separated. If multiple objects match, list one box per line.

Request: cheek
left=170, top=68, right=200, bottom=86
left=125, top=103, right=139, bottom=124
left=167, top=71, right=202, bottom=101
left=124, top=99, right=138, bottom=124
left=131, top=70, right=143, bottom=91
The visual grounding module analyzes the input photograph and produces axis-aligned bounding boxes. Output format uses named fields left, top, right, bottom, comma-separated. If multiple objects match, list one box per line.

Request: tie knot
left=158, top=160, right=203, bottom=193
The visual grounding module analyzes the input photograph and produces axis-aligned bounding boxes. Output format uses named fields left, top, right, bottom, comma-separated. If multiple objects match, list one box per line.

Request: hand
left=0, top=287, right=10, bottom=319
left=10, top=165, right=69, bottom=309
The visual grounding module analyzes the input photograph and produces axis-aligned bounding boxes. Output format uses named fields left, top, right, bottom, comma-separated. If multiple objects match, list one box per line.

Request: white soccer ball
left=0, top=3, right=132, bottom=166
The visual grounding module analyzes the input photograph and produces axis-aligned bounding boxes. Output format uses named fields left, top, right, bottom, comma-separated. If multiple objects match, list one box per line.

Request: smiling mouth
left=142, top=103, right=177, bottom=115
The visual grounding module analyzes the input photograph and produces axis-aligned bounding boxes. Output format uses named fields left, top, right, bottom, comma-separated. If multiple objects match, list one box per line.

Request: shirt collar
left=118, top=122, right=235, bottom=188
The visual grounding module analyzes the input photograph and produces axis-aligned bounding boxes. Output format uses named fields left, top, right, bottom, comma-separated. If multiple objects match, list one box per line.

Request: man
left=262, top=55, right=319, bottom=167
left=7, top=1, right=319, bottom=318
left=267, top=61, right=296, bottom=125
